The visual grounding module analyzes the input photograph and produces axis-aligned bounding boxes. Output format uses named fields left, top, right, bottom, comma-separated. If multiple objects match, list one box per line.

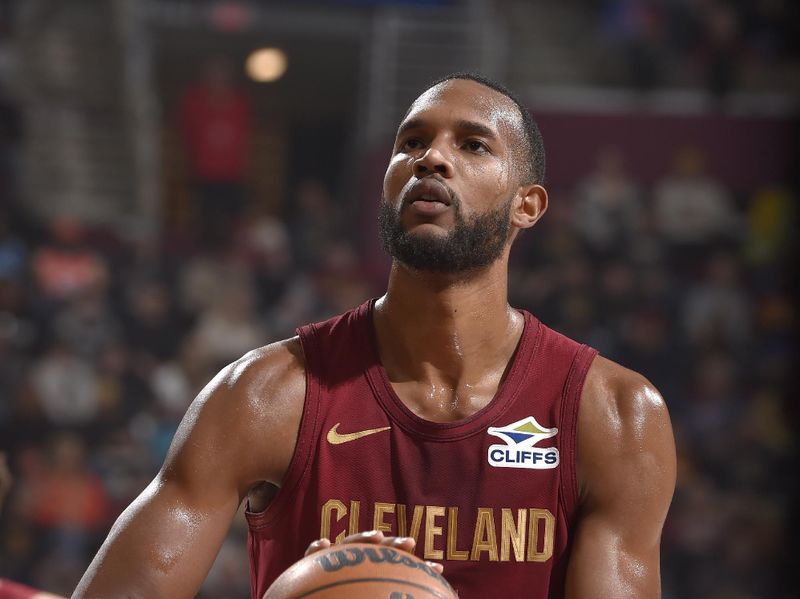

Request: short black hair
left=410, top=72, right=545, bottom=185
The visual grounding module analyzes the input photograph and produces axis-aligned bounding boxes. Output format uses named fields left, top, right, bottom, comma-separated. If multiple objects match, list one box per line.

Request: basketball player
left=73, top=73, right=676, bottom=598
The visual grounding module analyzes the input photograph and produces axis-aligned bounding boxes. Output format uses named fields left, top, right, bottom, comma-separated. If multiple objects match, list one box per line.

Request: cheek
left=383, top=154, right=412, bottom=199
left=461, top=157, right=512, bottom=200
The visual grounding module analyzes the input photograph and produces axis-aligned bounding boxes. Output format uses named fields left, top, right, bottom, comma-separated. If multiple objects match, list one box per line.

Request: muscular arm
left=73, top=338, right=306, bottom=599
left=566, top=356, right=676, bottom=598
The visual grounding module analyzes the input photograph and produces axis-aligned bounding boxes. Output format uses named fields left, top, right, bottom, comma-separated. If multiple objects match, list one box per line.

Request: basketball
left=262, top=543, right=458, bottom=599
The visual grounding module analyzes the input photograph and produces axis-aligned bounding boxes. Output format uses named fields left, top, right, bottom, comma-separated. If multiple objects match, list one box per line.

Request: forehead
left=401, top=79, right=523, bottom=140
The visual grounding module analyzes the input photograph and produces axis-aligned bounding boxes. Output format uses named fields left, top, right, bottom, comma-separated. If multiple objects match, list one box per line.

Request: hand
left=304, top=530, right=444, bottom=575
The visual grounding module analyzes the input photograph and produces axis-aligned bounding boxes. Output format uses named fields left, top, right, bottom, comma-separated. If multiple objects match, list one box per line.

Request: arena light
left=245, top=48, right=288, bottom=83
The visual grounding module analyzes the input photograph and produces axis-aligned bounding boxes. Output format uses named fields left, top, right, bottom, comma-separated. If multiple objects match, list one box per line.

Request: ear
left=511, top=184, right=548, bottom=230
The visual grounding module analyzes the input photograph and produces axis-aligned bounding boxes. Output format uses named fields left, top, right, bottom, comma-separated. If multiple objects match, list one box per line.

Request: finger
left=340, top=530, right=385, bottom=545
left=425, top=561, right=444, bottom=575
left=383, top=536, right=416, bottom=553
left=304, top=538, right=331, bottom=557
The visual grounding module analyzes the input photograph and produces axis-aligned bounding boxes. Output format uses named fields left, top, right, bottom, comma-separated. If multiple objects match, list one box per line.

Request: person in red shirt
left=179, top=56, right=252, bottom=245
left=75, top=73, right=675, bottom=598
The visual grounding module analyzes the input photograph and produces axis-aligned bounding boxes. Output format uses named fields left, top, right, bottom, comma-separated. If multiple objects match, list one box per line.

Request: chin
left=402, top=221, right=451, bottom=237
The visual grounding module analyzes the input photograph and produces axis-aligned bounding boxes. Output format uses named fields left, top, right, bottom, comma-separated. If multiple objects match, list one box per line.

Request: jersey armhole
left=245, top=326, right=322, bottom=530
left=558, top=344, right=598, bottom=525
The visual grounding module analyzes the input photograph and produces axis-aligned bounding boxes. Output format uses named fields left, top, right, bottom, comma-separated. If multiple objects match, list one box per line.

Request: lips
left=403, top=177, right=454, bottom=207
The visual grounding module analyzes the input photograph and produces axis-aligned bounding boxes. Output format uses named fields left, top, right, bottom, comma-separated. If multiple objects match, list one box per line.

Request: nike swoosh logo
left=327, top=422, right=391, bottom=445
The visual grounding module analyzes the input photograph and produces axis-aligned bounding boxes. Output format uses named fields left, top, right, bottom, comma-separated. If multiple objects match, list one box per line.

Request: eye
left=399, top=138, right=424, bottom=152
left=463, top=139, right=489, bottom=154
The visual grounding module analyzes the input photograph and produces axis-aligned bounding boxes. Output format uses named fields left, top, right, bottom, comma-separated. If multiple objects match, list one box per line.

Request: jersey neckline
left=360, top=298, right=542, bottom=441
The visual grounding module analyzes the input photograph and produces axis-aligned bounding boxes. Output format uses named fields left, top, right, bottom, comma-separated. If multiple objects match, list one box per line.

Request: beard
left=377, top=191, right=514, bottom=274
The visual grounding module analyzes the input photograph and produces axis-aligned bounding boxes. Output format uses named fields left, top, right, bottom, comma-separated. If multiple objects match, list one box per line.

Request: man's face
left=380, top=79, right=526, bottom=274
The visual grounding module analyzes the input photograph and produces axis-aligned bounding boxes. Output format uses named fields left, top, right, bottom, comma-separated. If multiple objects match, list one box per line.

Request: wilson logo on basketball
left=486, top=416, right=560, bottom=470
left=317, top=545, right=446, bottom=585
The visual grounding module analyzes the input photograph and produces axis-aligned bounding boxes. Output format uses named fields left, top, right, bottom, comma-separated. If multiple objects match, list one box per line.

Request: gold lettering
left=527, top=508, right=555, bottom=562
left=470, top=508, right=498, bottom=561
left=397, top=504, right=424, bottom=544
left=500, top=508, right=527, bottom=562
left=347, top=500, right=361, bottom=537
left=321, top=499, right=347, bottom=543
left=446, top=507, right=469, bottom=560
left=323, top=500, right=553, bottom=563
left=373, top=502, right=395, bottom=534
left=397, top=504, right=408, bottom=536
left=424, top=506, right=445, bottom=560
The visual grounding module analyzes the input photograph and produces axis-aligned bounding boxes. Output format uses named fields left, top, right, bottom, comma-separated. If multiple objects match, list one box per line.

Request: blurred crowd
left=0, top=184, right=369, bottom=598
left=595, top=0, right=800, bottom=95
left=509, top=145, right=796, bottom=598
left=1, top=98, right=797, bottom=599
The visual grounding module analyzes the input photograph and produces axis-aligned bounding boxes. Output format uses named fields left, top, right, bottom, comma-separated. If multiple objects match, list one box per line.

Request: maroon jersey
left=247, top=300, right=597, bottom=599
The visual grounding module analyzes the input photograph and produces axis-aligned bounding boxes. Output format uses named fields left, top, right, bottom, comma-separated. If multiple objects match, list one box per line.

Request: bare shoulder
left=163, top=336, right=307, bottom=495
left=579, top=355, right=672, bottom=446
left=206, top=335, right=306, bottom=420
left=577, top=355, right=676, bottom=511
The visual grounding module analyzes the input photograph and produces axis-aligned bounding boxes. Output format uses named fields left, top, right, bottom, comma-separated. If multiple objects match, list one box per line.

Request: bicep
left=566, top=359, right=676, bottom=598
left=565, top=496, right=663, bottom=598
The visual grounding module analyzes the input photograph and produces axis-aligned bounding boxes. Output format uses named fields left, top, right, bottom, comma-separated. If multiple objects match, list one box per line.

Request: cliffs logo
left=487, top=416, right=560, bottom=470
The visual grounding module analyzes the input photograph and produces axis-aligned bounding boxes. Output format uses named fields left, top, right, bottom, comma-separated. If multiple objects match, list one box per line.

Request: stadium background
left=0, top=0, right=797, bottom=597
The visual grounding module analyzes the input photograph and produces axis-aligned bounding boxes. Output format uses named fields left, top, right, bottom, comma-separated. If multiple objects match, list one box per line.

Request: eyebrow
left=396, top=118, right=499, bottom=140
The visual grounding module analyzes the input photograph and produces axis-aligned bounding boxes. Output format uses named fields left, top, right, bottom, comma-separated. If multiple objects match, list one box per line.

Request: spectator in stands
left=266, top=272, right=323, bottom=340
left=288, top=179, right=343, bottom=270
left=682, top=251, right=750, bottom=349
left=314, top=240, right=372, bottom=317
left=600, top=0, right=665, bottom=90
left=653, top=147, right=741, bottom=263
left=572, top=147, right=642, bottom=258
left=0, top=211, right=26, bottom=283
left=13, top=435, right=107, bottom=596
left=701, top=2, right=742, bottom=100
left=179, top=56, right=252, bottom=246
left=598, top=260, right=638, bottom=324
left=28, top=341, right=99, bottom=426
left=177, top=248, right=247, bottom=318
left=122, top=279, right=183, bottom=365
left=52, top=288, right=120, bottom=361
left=191, top=276, right=267, bottom=368
left=0, top=451, right=65, bottom=599
left=93, top=341, right=154, bottom=426
left=744, top=185, right=794, bottom=266
left=0, top=257, right=37, bottom=424
left=30, top=219, right=107, bottom=305
left=239, top=211, right=294, bottom=311
left=150, top=335, right=212, bottom=421
left=21, top=436, right=109, bottom=541
left=682, top=351, right=744, bottom=462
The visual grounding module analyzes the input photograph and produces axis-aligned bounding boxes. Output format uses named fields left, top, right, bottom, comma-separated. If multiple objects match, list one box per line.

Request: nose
left=412, top=145, right=453, bottom=178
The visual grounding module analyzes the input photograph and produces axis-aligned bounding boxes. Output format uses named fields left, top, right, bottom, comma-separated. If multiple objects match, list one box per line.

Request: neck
left=373, top=257, right=523, bottom=387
